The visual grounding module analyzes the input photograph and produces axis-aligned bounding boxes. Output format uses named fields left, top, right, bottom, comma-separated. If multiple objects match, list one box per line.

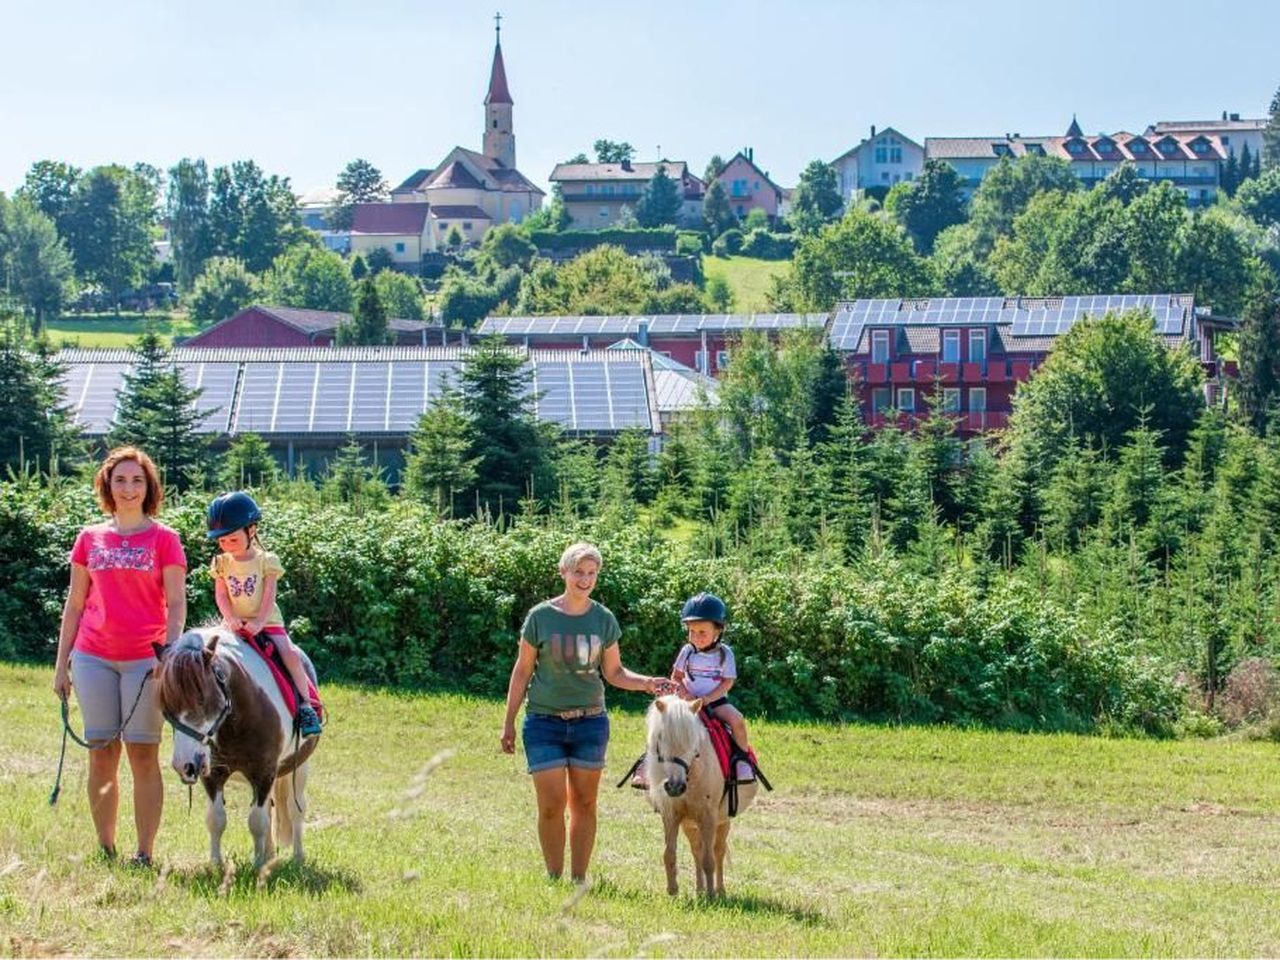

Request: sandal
left=126, top=852, right=154, bottom=869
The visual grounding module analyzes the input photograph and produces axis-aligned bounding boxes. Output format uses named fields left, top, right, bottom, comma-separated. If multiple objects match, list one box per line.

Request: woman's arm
left=500, top=639, right=540, bottom=753
left=163, top=565, right=187, bottom=645
left=600, top=644, right=666, bottom=694
left=53, top=564, right=90, bottom=698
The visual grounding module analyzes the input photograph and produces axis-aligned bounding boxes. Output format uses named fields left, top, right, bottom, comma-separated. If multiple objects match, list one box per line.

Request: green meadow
left=3, top=661, right=1280, bottom=957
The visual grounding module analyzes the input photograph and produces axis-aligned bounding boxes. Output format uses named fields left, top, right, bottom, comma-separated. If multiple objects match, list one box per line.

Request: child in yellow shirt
left=207, top=492, right=322, bottom=738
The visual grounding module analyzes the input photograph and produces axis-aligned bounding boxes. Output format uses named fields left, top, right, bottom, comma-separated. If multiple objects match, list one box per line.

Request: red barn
left=183, top=305, right=448, bottom=348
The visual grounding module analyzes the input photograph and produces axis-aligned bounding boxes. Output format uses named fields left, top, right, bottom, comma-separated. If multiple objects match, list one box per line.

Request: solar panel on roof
left=182, top=362, right=239, bottom=433
left=310, top=362, right=353, bottom=432
left=233, top=363, right=279, bottom=434
left=608, top=365, right=649, bottom=426
left=350, top=363, right=390, bottom=431
left=572, top=365, right=611, bottom=431
left=533, top=362, right=573, bottom=428
left=75, top=363, right=127, bottom=434
left=386, top=361, right=427, bottom=432
left=272, top=362, right=316, bottom=434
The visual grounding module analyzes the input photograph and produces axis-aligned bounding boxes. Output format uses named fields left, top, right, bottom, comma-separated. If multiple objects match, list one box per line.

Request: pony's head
left=645, top=695, right=706, bottom=798
left=154, top=627, right=233, bottom=783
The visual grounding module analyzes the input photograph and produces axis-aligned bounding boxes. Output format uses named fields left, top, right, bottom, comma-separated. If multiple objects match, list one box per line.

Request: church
left=378, top=19, right=544, bottom=253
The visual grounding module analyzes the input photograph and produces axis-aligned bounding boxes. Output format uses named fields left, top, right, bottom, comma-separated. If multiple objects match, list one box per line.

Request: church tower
left=483, top=16, right=516, bottom=169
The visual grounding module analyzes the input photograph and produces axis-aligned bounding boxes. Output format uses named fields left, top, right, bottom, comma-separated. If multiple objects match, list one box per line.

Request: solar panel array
left=828, top=295, right=1192, bottom=351
left=478, top=314, right=828, bottom=337
left=56, top=349, right=655, bottom=437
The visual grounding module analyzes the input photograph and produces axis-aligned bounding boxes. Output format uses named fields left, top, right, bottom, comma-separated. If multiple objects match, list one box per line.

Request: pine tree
left=634, top=165, right=683, bottom=228
left=1223, top=152, right=1240, bottom=197
left=0, top=320, right=84, bottom=473
left=321, top=435, right=388, bottom=508
left=1262, top=86, right=1280, bottom=170
left=459, top=337, right=550, bottom=515
left=216, top=432, right=278, bottom=489
left=817, top=391, right=870, bottom=557
left=109, top=329, right=210, bottom=491
left=402, top=387, right=479, bottom=517
left=1236, top=276, right=1280, bottom=434
left=1041, top=438, right=1108, bottom=550
left=336, top=277, right=390, bottom=346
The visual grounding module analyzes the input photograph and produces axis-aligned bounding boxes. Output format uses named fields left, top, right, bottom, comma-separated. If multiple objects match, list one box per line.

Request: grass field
left=44, top=313, right=197, bottom=349
left=5, top=661, right=1280, bottom=956
left=701, top=256, right=789, bottom=313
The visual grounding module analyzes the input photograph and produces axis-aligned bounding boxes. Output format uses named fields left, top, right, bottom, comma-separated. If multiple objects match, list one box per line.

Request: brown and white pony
left=643, top=695, right=757, bottom=898
left=154, top=627, right=316, bottom=868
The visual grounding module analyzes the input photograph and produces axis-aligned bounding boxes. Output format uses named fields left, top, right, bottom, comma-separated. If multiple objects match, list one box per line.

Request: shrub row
left=0, top=481, right=1181, bottom=733
left=529, top=228, right=677, bottom=253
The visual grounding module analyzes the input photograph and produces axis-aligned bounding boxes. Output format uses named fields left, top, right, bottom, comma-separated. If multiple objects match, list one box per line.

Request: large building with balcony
left=548, top=160, right=705, bottom=230
left=831, top=125, right=925, bottom=202
left=829, top=294, right=1230, bottom=434
left=713, top=149, right=784, bottom=221
left=926, top=118, right=1227, bottom=205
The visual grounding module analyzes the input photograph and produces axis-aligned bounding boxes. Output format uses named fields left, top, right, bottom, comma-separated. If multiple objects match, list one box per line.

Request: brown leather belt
left=544, top=706, right=605, bottom=720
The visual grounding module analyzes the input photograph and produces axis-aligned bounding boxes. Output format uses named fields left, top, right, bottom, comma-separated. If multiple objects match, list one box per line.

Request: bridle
left=656, top=746, right=699, bottom=773
left=163, top=665, right=233, bottom=747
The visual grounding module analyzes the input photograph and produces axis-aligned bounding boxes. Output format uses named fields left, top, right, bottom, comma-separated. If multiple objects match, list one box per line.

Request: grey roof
left=829, top=294, right=1198, bottom=354
left=56, top=347, right=659, bottom=438
left=478, top=314, right=830, bottom=337
left=605, top=341, right=718, bottom=412
left=550, top=161, right=690, bottom=183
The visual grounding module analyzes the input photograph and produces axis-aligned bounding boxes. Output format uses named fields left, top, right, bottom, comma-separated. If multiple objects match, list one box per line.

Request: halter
left=163, top=665, right=232, bottom=747
left=655, top=747, right=699, bottom=772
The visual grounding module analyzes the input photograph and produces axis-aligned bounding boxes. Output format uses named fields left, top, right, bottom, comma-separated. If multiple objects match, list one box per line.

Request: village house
left=182, top=305, right=447, bottom=348
left=714, top=149, right=784, bottom=221
left=548, top=160, right=705, bottom=230
left=831, top=126, right=925, bottom=202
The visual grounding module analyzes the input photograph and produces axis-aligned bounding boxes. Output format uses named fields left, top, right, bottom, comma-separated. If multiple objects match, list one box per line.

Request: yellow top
left=210, top=548, right=285, bottom=626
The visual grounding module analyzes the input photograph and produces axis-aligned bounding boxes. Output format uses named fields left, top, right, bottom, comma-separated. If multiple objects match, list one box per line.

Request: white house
left=831, top=125, right=925, bottom=202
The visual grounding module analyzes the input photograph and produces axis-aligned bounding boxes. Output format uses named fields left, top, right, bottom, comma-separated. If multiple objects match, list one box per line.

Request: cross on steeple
left=494, top=11, right=502, bottom=40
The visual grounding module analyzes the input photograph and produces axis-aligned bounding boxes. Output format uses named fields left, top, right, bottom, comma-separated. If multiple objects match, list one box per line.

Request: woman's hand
left=647, top=677, right=677, bottom=696
left=500, top=719, right=516, bottom=754
left=53, top=663, right=71, bottom=701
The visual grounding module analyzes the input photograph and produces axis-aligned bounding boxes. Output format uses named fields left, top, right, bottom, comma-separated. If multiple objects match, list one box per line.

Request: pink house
left=714, top=149, right=783, bottom=221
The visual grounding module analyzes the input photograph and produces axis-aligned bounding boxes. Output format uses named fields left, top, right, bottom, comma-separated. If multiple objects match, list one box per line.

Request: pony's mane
left=646, top=695, right=705, bottom=755
left=156, top=631, right=221, bottom=717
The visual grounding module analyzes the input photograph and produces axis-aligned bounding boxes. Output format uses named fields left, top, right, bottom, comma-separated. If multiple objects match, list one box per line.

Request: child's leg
left=274, top=635, right=314, bottom=702
left=718, top=704, right=750, bottom=750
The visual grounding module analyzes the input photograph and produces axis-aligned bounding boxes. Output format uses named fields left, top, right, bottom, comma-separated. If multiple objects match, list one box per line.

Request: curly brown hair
left=93, top=447, right=164, bottom=516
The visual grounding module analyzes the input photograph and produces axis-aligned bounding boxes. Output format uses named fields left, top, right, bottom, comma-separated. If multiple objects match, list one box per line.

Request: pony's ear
left=655, top=697, right=668, bottom=713
left=202, top=634, right=220, bottom=662
left=151, top=642, right=167, bottom=662
left=688, top=698, right=704, bottom=714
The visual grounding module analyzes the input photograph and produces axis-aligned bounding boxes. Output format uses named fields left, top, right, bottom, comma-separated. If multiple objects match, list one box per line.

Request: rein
left=49, top=668, right=153, bottom=807
left=162, top=667, right=233, bottom=747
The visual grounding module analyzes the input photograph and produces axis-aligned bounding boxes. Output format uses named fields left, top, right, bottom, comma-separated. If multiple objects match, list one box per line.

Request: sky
left=2, top=0, right=1278, bottom=199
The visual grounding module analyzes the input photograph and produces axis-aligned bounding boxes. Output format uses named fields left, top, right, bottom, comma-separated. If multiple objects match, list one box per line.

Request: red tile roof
left=428, top=161, right=484, bottom=190
left=350, top=203, right=430, bottom=235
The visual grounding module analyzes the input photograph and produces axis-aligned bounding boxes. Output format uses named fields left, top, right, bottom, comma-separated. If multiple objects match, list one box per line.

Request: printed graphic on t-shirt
left=86, top=544, right=154, bottom=572
left=548, top=633, right=602, bottom=673
left=227, top=574, right=258, bottom=598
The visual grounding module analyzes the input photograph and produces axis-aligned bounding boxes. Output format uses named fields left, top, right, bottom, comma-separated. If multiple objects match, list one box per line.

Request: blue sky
left=1, top=0, right=1277, bottom=198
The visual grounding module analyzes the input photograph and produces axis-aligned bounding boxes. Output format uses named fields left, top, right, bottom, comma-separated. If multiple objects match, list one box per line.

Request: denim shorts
left=522, top=712, right=610, bottom=773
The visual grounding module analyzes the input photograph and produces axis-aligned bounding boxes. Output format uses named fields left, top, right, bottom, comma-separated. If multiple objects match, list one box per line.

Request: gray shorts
left=68, top=650, right=163, bottom=744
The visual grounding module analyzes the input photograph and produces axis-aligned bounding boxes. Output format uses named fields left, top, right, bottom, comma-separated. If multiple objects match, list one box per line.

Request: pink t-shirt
left=70, top=521, right=187, bottom=661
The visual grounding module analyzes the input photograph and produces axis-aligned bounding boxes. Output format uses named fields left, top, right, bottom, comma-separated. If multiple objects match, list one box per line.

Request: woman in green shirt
left=500, top=541, right=672, bottom=883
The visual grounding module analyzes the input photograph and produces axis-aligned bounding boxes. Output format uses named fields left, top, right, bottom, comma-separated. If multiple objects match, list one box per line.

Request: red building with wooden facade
left=183, top=305, right=448, bottom=348
left=476, top=313, right=829, bottom=377
left=829, top=294, right=1230, bottom=433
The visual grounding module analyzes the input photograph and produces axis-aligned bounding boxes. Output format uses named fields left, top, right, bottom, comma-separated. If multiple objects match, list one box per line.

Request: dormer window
left=1158, top=139, right=1178, bottom=156
left=1094, top=138, right=1114, bottom=153
left=1191, top=138, right=1210, bottom=153
left=1129, top=141, right=1147, bottom=155
left=993, top=143, right=1012, bottom=157
left=1025, top=143, right=1045, bottom=156
left=1067, top=140, right=1084, bottom=155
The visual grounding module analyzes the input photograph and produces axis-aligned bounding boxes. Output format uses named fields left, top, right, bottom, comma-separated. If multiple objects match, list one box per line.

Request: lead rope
left=50, top=670, right=154, bottom=807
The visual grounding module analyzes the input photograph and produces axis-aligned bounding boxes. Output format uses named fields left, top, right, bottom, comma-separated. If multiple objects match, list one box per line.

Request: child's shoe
left=297, top=704, right=323, bottom=737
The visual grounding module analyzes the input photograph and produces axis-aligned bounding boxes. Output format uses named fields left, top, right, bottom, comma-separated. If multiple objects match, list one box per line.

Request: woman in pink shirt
left=52, top=447, right=187, bottom=867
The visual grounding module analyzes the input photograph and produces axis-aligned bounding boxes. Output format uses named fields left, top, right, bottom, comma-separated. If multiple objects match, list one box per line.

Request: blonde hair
left=94, top=446, right=163, bottom=516
left=558, top=541, right=603, bottom=573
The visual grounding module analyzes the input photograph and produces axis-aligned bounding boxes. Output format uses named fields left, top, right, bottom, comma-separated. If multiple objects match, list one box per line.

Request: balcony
left=962, top=361, right=986, bottom=382
left=913, top=360, right=936, bottom=382
left=890, top=361, right=912, bottom=382
left=862, top=362, right=888, bottom=384
left=1010, top=359, right=1032, bottom=381
left=937, top=362, right=959, bottom=383
left=961, top=411, right=1009, bottom=432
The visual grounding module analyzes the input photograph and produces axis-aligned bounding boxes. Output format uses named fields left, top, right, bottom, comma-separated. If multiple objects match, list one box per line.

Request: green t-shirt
left=521, top=599, right=621, bottom=715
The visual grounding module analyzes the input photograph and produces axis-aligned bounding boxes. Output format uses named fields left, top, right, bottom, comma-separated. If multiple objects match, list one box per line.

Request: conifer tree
left=402, top=387, right=479, bottom=517
left=0, top=319, right=84, bottom=473
left=216, top=432, right=278, bottom=489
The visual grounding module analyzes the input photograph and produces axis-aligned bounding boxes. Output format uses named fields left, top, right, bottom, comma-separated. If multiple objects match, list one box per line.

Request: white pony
left=154, top=626, right=316, bottom=868
left=643, top=695, right=757, bottom=898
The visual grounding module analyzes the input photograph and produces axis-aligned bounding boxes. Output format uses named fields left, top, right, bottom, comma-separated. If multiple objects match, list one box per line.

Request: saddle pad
left=698, top=709, right=757, bottom=781
left=243, top=631, right=323, bottom=718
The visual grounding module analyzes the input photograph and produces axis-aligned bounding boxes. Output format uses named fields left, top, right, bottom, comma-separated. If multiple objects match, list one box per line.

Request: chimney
left=1222, top=110, right=1229, bottom=120
left=1230, top=112, right=1240, bottom=121
left=747, top=147, right=754, bottom=162
left=638, top=320, right=649, bottom=347
left=621, top=158, right=632, bottom=172
left=870, top=124, right=876, bottom=138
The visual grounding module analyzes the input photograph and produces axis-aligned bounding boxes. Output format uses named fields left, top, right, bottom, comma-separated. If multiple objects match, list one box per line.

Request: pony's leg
left=248, top=781, right=274, bottom=868
left=206, top=789, right=227, bottom=867
left=681, top=819, right=705, bottom=896
left=695, top=811, right=718, bottom=898
left=713, top=819, right=730, bottom=898
left=662, top=813, right=681, bottom=896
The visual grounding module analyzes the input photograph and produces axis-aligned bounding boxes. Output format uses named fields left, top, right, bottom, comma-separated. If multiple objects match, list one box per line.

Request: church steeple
left=483, top=14, right=516, bottom=168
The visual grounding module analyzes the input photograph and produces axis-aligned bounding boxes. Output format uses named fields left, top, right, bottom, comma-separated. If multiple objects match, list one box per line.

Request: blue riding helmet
left=681, top=592, right=728, bottom=627
left=206, top=491, right=262, bottom=539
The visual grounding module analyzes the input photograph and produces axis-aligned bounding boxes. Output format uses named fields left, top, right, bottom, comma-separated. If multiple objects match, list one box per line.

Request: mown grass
left=701, top=256, right=789, bottom=313
left=4, top=661, right=1280, bottom=956
left=44, top=313, right=197, bottom=349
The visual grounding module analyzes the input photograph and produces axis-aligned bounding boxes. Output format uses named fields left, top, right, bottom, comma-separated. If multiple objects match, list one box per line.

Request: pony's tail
left=272, top=768, right=304, bottom=850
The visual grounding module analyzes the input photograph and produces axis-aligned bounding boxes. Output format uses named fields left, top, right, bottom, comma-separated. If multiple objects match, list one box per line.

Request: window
left=871, top=387, right=891, bottom=413
left=905, top=172, right=913, bottom=181
left=942, top=330, right=961, bottom=363
left=871, top=330, right=890, bottom=363
left=896, top=388, right=915, bottom=412
left=993, top=143, right=1011, bottom=157
left=969, top=387, right=987, bottom=412
left=394, top=242, right=405, bottom=253
left=881, top=171, right=890, bottom=182
left=942, top=388, right=961, bottom=413
left=875, top=147, right=887, bottom=163
left=1192, top=139, right=1209, bottom=153
left=462, top=222, right=472, bottom=230
left=889, top=147, right=902, bottom=163
left=1067, top=140, right=1084, bottom=154
left=695, top=350, right=708, bottom=373
left=716, top=350, right=730, bottom=370
left=1222, top=136, right=1231, bottom=147
left=969, top=329, right=986, bottom=364
left=1130, top=141, right=1147, bottom=155
left=599, top=207, right=609, bottom=218
left=753, top=180, right=760, bottom=190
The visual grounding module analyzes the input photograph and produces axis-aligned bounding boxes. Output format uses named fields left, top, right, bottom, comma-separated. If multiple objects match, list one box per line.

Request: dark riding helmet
left=681, top=592, right=728, bottom=627
left=206, top=491, right=262, bottom=540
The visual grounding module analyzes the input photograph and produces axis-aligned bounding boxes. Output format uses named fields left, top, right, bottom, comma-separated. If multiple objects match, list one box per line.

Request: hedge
left=529, top=228, right=677, bottom=253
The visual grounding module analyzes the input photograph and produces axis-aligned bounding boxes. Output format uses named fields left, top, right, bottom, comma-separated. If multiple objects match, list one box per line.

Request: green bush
left=675, top=232, right=705, bottom=256
left=0, top=479, right=1182, bottom=733
left=711, top=229, right=744, bottom=258
left=739, top=229, right=796, bottom=260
